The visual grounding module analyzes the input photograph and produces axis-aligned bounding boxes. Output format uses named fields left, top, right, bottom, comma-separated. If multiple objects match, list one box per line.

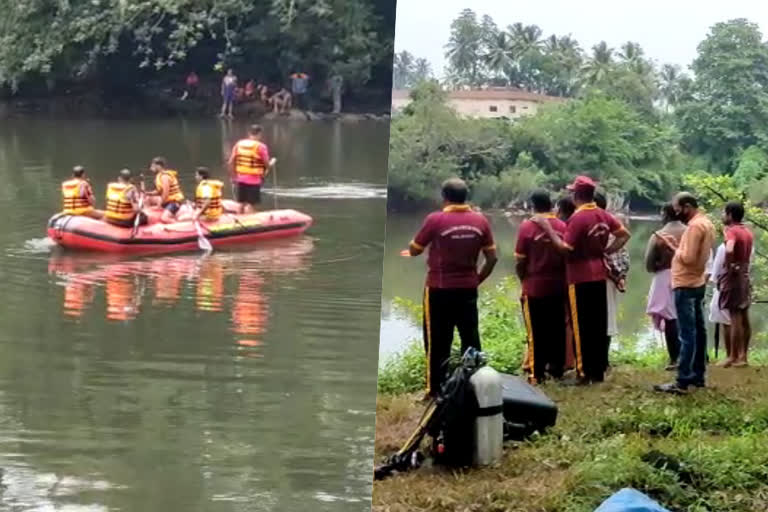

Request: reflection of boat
left=47, top=201, right=312, bottom=254
left=47, top=238, right=314, bottom=321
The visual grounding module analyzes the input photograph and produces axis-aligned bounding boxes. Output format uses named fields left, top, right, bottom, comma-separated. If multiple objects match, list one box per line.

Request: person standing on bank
left=654, top=192, right=716, bottom=394
left=402, top=178, right=498, bottom=398
left=515, top=190, right=567, bottom=384
left=228, top=124, right=275, bottom=213
left=531, top=176, right=630, bottom=385
left=645, top=203, right=687, bottom=370
left=719, top=201, right=754, bottom=367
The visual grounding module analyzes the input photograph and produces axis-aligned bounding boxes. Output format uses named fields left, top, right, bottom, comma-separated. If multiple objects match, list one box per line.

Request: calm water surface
left=0, top=119, right=387, bottom=511
left=379, top=210, right=767, bottom=362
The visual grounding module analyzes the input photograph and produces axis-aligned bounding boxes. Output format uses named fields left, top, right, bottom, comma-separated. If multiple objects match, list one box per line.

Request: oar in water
left=130, top=194, right=145, bottom=239
left=194, top=220, right=213, bottom=252
left=268, top=157, right=278, bottom=210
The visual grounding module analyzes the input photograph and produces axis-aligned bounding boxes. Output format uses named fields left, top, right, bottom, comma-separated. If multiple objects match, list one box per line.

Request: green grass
left=375, top=278, right=768, bottom=511
left=373, top=368, right=768, bottom=512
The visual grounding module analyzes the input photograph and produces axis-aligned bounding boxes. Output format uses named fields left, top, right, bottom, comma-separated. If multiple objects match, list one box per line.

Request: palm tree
left=581, top=41, right=614, bottom=86
left=393, top=51, right=414, bottom=89
left=484, top=32, right=516, bottom=84
left=413, top=58, right=433, bottom=84
left=659, top=63, right=683, bottom=112
left=508, top=23, right=544, bottom=91
left=445, top=9, right=484, bottom=86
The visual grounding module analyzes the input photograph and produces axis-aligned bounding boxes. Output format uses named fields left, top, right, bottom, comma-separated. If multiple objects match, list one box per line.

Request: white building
left=391, top=88, right=566, bottom=119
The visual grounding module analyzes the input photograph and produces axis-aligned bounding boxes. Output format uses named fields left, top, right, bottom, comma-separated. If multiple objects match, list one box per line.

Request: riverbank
left=376, top=278, right=768, bottom=511
left=0, top=89, right=392, bottom=121
left=373, top=364, right=768, bottom=512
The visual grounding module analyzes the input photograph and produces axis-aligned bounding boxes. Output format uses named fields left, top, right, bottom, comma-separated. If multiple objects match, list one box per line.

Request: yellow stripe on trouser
left=568, top=284, right=585, bottom=378
left=424, top=287, right=432, bottom=395
left=522, top=295, right=537, bottom=384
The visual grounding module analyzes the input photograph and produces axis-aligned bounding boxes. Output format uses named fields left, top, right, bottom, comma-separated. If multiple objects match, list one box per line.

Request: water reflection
left=49, top=238, right=314, bottom=332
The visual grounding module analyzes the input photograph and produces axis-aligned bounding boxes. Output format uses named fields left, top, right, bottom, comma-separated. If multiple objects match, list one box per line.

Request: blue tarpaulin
left=594, top=489, right=672, bottom=512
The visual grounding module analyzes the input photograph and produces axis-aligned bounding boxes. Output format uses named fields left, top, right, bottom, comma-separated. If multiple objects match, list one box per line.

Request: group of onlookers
left=179, top=69, right=310, bottom=118
left=404, top=175, right=755, bottom=397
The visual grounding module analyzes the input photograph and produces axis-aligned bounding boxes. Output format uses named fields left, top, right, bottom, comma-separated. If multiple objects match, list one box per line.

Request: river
left=379, top=209, right=766, bottom=363
left=0, top=119, right=387, bottom=511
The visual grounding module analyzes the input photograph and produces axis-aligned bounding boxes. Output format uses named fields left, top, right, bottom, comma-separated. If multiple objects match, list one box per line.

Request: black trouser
left=665, top=319, right=680, bottom=364
left=422, top=287, right=480, bottom=396
left=522, top=294, right=567, bottom=383
left=569, top=280, right=609, bottom=382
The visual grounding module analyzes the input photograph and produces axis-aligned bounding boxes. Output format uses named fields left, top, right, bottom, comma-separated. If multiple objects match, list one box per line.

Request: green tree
left=676, top=18, right=768, bottom=171
left=659, top=64, right=686, bottom=112
left=0, top=0, right=394, bottom=102
left=581, top=41, right=615, bottom=86
left=393, top=51, right=414, bottom=89
left=444, top=8, right=484, bottom=86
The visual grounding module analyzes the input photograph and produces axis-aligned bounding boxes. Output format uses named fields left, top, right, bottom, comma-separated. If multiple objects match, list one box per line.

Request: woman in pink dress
left=645, top=203, right=686, bottom=370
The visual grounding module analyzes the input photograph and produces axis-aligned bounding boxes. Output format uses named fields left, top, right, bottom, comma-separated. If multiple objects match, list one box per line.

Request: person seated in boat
left=61, top=166, right=104, bottom=219
left=193, top=167, right=224, bottom=222
left=228, top=124, right=274, bottom=214
left=146, top=157, right=185, bottom=223
left=105, top=169, right=148, bottom=228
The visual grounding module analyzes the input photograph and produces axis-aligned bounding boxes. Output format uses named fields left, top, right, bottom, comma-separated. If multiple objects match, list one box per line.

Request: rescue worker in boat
left=104, top=169, right=148, bottom=228
left=146, top=157, right=185, bottom=223
left=228, top=124, right=275, bottom=214
left=61, top=166, right=104, bottom=219
left=193, top=167, right=224, bottom=222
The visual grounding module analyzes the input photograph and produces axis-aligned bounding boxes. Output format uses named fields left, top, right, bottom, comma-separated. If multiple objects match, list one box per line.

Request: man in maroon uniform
left=720, top=201, right=754, bottom=367
left=515, top=190, right=567, bottom=384
left=532, top=176, right=630, bottom=384
left=403, top=178, right=498, bottom=397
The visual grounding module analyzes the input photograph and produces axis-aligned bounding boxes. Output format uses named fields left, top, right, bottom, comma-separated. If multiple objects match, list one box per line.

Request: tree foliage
left=0, top=0, right=395, bottom=98
left=676, top=19, right=768, bottom=172
left=392, top=51, right=432, bottom=89
left=388, top=82, right=686, bottom=209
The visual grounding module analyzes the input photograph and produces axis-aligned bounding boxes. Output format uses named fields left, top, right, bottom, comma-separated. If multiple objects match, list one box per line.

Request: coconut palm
left=412, top=58, right=433, bottom=84
left=508, top=23, right=544, bottom=91
left=445, top=9, right=484, bottom=85
left=393, top=51, right=414, bottom=89
left=484, top=31, right=516, bottom=84
left=581, top=41, right=614, bottom=86
left=659, top=63, right=684, bottom=112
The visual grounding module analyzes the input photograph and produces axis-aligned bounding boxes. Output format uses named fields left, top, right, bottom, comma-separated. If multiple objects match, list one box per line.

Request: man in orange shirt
left=654, top=192, right=716, bottom=394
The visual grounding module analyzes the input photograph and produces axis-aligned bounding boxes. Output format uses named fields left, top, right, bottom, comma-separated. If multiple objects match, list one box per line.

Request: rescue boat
left=47, top=200, right=313, bottom=254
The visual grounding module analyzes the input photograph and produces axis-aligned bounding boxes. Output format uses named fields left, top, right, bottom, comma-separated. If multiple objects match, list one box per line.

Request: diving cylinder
left=469, top=365, right=504, bottom=466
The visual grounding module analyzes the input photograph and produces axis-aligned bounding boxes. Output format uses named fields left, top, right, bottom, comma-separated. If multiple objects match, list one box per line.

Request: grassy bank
left=375, top=279, right=768, bottom=511
left=374, top=367, right=768, bottom=512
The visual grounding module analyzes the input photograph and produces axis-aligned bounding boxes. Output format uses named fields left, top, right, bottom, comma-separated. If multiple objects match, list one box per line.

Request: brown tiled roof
left=392, top=88, right=565, bottom=103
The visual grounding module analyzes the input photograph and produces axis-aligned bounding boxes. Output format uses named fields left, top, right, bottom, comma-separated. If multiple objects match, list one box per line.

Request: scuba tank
left=469, top=364, right=503, bottom=466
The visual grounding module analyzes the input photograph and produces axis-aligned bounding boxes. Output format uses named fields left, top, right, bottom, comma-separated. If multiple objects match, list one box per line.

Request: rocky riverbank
left=0, top=90, right=391, bottom=121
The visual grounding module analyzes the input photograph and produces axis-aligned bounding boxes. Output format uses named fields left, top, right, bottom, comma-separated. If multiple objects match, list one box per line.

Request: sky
left=393, top=0, right=768, bottom=79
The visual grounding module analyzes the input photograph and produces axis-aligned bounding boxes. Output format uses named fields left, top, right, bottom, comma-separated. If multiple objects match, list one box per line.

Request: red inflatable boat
left=47, top=201, right=313, bottom=254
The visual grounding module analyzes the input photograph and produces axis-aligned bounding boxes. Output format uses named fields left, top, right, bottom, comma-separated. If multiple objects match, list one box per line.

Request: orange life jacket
left=61, top=178, right=93, bottom=215
left=233, top=139, right=266, bottom=177
left=155, top=169, right=184, bottom=203
left=195, top=179, right=224, bottom=220
left=105, top=182, right=137, bottom=221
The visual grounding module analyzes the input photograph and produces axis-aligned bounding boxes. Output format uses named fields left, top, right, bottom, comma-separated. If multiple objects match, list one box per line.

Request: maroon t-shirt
left=725, top=223, right=754, bottom=265
left=411, top=205, right=495, bottom=289
left=564, top=203, right=624, bottom=285
left=515, top=214, right=567, bottom=297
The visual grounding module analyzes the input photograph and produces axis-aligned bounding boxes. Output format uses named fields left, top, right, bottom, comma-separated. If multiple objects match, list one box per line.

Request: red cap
left=566, top=175, right=597, bottom=192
